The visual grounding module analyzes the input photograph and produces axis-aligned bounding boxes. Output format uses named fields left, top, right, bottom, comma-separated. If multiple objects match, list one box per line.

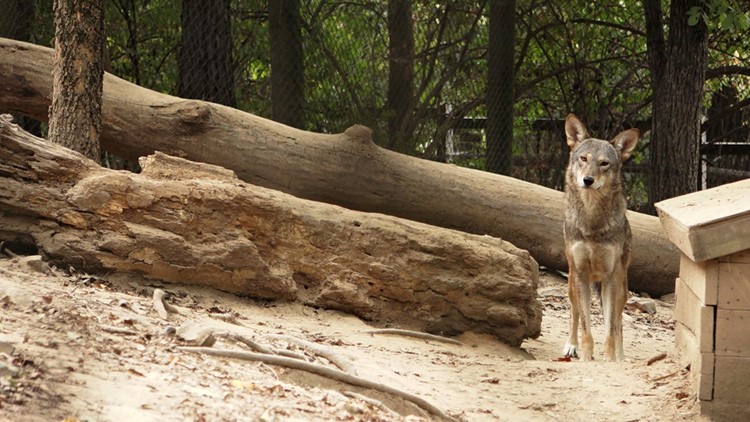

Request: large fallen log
left=0, top=38, right=679, bottom=296
left=0, top=116, right=541, bottom=346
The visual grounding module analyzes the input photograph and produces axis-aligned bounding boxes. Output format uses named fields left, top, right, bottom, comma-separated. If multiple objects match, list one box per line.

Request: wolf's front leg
left=577, top=281, right=594, bottom=361
left=601, top=271, right=627, bottom=362
left=564, top=270, right=581, bottom=358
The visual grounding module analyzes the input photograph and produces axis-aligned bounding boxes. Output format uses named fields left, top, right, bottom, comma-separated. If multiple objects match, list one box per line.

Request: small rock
left=627, top=298, right=657, bottom=315
left=0, top=340, right=15, bottom=355
left=659, top=293, right=675, bottom=304
left=538, top=286, right=566, bottom=298
left=19, top=255, right=51, bottom=275
left=0, top=278, right=33, bottom=308
left=0, top=362, right=20, bottom=378
left=176, top=322, right=216, bottom=346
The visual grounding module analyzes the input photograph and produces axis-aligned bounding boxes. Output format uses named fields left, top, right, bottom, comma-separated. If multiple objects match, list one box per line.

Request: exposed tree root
left=178, top=346, right=456, bottom=421
left=263, top=334, right=357, bottom=374
left=366, top=328, right=463, bottom=346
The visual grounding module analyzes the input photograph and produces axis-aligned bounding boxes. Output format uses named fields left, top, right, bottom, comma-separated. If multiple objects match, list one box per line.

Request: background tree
left=486, top=0, right=515, bottom=175
left=643, top=0, right=709, bottom=213
left=386, top=0, right=415, bottom=152
left=178, top=0, right=236, bottom=107
left=0, top=0, right=41, bottom=136
left=269, top=0, right=305, bottom=128
left=0, top=0, right=35, bottom=41
left=3, top=0, right=750, bottom=210
left=47, top=0, right=105, bottom=161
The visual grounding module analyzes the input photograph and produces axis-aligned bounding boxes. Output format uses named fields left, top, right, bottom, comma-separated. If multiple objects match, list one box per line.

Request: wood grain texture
left=679, top=254, right=718, bottom=305
left=674, top=277, right=714, bottom=353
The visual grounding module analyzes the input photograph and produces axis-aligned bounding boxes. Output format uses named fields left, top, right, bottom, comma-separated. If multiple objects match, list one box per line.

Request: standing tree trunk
left=269, top=0, right=305, bottom=129
left=386, top=0, right=414, bottom=153
left=178, top=0, right=236, bottom=107
left=486, top=0, right=515, bottom=175
left=48, top=0, right=105, bottom=162
left=643, top=0, right=708, bottom=213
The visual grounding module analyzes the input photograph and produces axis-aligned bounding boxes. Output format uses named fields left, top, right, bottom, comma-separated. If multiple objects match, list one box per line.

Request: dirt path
left=0, top=256, right=703, bottom=421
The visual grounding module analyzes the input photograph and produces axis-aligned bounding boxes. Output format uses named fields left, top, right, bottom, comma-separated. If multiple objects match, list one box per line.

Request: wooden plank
left=656, top=208, right=694, bottom=260
left=718, top=261, right=750, bottom=310
left=655, top=178, right=750, bottom=262
left=719, top=249, right=750, bottom=263
left=715, top=309, right=750, bottom=357
left=713, top=356, right=750, bottom=405
left=675, top=323, right=714, bottom=401
left=674, top=277, right=715, bottom=352
left=679, top=254, right=718, bottom=305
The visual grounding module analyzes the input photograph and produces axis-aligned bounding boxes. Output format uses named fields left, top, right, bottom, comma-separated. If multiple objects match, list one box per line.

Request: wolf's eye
left=580, top=156, right=587, bottom=162
left=601, top=161, right=610, bottom=167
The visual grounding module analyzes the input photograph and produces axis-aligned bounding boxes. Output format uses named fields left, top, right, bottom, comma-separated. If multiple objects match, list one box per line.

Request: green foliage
left=105, top=0, right=181, bottom=93
left=688, top=1, right=750, bottom=31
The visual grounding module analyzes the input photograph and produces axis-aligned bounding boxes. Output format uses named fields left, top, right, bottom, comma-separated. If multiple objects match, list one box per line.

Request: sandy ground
left=0, top=255, right=706, bottom=422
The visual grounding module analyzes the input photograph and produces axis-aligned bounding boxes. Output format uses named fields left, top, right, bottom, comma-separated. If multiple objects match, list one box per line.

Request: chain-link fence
left=2, top=0, right=749, bottom=213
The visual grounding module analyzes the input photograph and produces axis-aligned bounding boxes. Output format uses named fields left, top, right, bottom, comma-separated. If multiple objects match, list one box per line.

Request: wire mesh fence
left=2, top=0, right=749, bottom=213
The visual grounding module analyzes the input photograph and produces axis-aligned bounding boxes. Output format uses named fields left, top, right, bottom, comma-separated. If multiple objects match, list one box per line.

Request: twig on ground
left=343, top=390, right=401, bottom=419
left=216, top=332, right=276, bottom=355
left=218, top=332, right=308, bottom=361
left=263, top=334, right=356, bottom=374
left=152, top=289, right=170, bottom=320
left=259, top=362, right=279, bottom=380
left=646, top=353, right=667, bottom=366
left=100, top=324, right=139, bottom=336
left=365, top=329, right=463, bottom=346
left=0, top=241, right=19, bottom=257
left=210, top=312, right=245, bottom=326
left=651, top=370, right=681, bottom=382
left=178, top=346, right=456, bottom=422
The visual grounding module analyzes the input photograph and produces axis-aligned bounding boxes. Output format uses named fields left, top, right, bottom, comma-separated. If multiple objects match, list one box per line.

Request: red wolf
left=562, top=114, right=639, bottom=362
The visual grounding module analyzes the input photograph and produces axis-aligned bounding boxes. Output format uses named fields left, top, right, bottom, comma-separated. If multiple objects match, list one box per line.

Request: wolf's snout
left=583, top=176, right=595, bottom=187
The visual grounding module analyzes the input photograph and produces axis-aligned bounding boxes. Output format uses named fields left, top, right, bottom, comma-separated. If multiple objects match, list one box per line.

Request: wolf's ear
left=611, top=128, right=639, bottom=161
left=565, top=114, right=589, bottom=150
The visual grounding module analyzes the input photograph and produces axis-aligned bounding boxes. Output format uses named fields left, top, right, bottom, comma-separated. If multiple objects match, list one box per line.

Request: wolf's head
left=564, top=114, right=639, bottom=192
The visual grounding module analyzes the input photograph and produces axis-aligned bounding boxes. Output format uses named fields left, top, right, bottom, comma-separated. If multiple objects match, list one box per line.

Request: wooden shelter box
left=656, top=178, right=750, bottom=421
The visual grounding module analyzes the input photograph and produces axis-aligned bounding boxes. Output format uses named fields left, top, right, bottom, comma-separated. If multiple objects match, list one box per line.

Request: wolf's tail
left=594, top=281, right=602, bottom=308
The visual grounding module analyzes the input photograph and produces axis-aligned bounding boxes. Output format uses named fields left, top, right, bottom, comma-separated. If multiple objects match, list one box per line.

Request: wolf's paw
left=563, top=343, right=578, bottom=358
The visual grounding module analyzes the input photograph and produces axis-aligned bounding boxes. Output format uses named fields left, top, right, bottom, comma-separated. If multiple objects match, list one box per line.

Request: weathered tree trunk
left=0, top=115, right=541, bottom=346
left=48, top=0, right=105, bottom=161
left=643, top=0, right=708, bottom=213
left=0, top=38, right=679, bottom=297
